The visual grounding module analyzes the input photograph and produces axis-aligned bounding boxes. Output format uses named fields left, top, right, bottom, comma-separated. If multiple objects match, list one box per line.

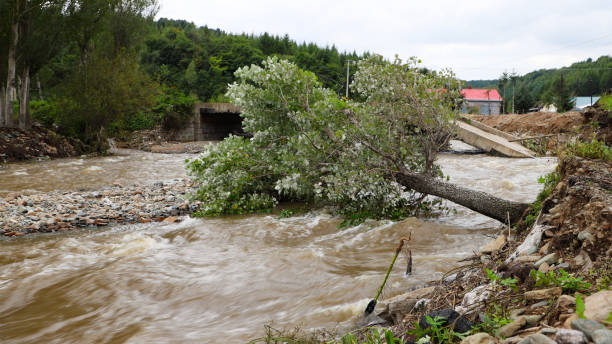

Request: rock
left=571, top=318, right=606, bottom=340
left=538, top=262, right=550, bottom=273
left=539, top=242, right=551, bottom=255
left=557, top=295, right=576, bottom=310
left=163, top=216, right=180, bottom=223
left=556, top=262, right=570, bottom=270
left=592, top=329, right=612, bottom=344
left=376, top=288, right=435, bottom=323
left=481, top=234, right=507, bottom=254
left=524, top=287, right=562, bottom=301
left=577, top=230, right=594, bottom=242
left=388, top=298, right=418, bottom=324
left=583, top=290, right=612, bottom=322
left=539, top=328, right=557, bottom=335
left=502, top=336, right=522, bottom=344
left=510, top=308, right=526, bottom=319
left=461, top=333, right=496, bottom=344
left=563, top=314, right=579, bottom=329
left=530, top=301, right=549, bottom=310
left=573, top=250, right=593, bottom=271
left=497, top=316, right=526, bottom=338
left=554, top=329, right=587, bottom=344
left=534, top=253, right=558, bottom=268
left=523, top=315, right=542, bottom=326
left=516, top=255, right=542, bottom=264
left=419, top=309, right=473, bottom=333
left=516, top=333, right=556, bottom=344
left=456, top=285, right=492, bottom=315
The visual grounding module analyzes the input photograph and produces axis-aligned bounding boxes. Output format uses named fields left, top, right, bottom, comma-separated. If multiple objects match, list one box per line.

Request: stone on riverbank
left=0, top=179, right=199, bottom=236
left=583, top=290, right=612, bottom=322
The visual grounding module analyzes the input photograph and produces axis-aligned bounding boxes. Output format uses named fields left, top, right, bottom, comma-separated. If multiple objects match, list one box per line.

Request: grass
left=519, top=168, right=560, bottom=229
left=565, top=139, right=612, bottom=161
left=597, top=94, right=612, bottom=111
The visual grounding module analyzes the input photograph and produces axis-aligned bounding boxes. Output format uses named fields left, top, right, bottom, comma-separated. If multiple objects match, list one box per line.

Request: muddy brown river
left=0, top=145, right=556, bottom=343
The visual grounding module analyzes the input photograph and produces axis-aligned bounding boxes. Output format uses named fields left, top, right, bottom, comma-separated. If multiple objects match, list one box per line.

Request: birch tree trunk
left=19, top=65, right=30, bottom=129
left=396, top=170, right=529, bottom=225
left=5, top=2, right=20, bottom=128
left=37, top=75, right=43, bottom=101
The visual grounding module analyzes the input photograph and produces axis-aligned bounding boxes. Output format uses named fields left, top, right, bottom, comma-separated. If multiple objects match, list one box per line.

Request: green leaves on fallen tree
left=187, top=56, right=462, bottom=221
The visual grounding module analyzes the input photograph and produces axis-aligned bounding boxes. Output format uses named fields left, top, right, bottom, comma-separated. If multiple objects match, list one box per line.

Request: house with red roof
left=460, top=89, right=503, bottom=115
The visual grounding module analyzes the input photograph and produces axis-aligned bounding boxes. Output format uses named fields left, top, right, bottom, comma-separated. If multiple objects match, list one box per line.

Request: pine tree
left=552, top=73, right=575, bottom=112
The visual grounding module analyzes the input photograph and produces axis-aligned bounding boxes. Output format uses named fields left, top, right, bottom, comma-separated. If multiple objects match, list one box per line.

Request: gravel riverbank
left=1, top=179, right=200, bottom=236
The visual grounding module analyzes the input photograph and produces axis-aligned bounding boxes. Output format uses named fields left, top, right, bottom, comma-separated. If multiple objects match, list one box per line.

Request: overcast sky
left=157, top=0, right=612, bottom=80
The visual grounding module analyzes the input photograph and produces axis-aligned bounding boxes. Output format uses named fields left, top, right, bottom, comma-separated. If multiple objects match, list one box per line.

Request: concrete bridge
left=455, top=116, right=535, bottom=158
left=174, top=103, right=243, bottom=141
left=175, top=103, right=535, bottom=158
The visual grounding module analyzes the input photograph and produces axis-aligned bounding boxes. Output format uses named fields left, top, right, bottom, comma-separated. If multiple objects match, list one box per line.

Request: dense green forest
left=0, top=0, right=363, bottom=150
left=466, top=56, right=612, bottom=113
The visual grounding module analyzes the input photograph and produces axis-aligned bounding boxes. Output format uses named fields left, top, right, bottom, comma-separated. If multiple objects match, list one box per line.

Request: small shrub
left=530, top=269, right=592, bottom=292
left=409, top=316, right=469, bottom=344
left=520, top=169, right=560, bottom=229
left=475, top=304, right=511, bottom=337
left=565, top=139, right=612, bottom=161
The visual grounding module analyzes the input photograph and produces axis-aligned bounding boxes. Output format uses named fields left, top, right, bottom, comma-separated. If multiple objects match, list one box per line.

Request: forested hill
left=1, top=0, right=367, bottom=151
left=465, top=56, right=612, bottom=112
left=141, top=18, right=364, bottom=101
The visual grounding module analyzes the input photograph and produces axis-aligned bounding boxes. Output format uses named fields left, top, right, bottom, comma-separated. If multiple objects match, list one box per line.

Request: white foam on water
left=12, top=170, right=28, bottom=176
left=57, top=159, right=84, bottom=166
left=105, top=232, right=170, bottom=257
left=84, top=166, right=103, bottom=172
left=308, top=298, right=371, bottom=321
left=499, top=179, right=515, bottom=190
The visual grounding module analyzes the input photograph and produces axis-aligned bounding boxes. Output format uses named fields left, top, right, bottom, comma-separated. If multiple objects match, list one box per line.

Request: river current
left=0, top=145, right=556, bottom=343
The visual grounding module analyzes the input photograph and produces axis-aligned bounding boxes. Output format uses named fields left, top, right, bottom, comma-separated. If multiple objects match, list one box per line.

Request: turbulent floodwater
left=0, top=145, right=557, bottom=343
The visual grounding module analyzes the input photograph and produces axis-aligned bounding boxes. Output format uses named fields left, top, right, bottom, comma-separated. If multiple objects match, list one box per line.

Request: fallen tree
left=187, top=56, right=529, bottom=224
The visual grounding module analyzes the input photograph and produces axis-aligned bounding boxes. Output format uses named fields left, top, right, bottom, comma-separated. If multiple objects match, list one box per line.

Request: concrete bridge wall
left=173, top=103, right=243, bottom=141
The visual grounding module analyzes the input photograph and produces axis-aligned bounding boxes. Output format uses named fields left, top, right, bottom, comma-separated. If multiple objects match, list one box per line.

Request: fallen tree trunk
left=396, top=170, right=529, bottom=224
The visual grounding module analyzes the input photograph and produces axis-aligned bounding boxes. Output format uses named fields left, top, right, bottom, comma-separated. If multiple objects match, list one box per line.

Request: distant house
left=572, top=96, right=600, bottom=111
left=461, top=89, right=503, bottom=115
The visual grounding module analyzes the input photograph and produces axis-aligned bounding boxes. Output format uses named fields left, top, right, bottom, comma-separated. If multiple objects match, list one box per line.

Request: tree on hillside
left=515, top=83, right=534, bottom=113
left=187, top=57, right=529, bottom=225
left=551, top=73, right=574, bottom=112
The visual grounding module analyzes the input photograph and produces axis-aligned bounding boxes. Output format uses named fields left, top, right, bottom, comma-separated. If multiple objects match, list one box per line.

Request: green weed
left=530, top=269, right=592, bottom=293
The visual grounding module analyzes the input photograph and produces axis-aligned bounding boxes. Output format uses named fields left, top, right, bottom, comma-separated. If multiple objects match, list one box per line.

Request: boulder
left=524, top=287, right=562, bottom=301
left=516, top=333, right=556, bottom=344
left=592, top=329, right=612, bottom=344
left=554, top=328, right=587, bottom=344
left=583, top=290, right=612, bottom=322
left=481, top=234, right=507, bottom=254
left=571, top=318, right=606, bottom=340
left=497, top=316, right=526, bottom=338
left=534, top=253, right=558, bottom=268
left=461, top=333, right=497, bottom=344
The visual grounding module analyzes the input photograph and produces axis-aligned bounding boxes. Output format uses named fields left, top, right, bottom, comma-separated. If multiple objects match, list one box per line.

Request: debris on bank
left=0, top=125, right=80, bottom=163
left=352, top=154, right=611, bottom=344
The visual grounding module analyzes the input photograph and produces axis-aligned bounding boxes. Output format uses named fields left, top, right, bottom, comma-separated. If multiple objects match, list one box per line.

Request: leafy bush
left=186, top=136, right=279, bottom=216
left=29, top=99, right=62, bottom=127
left=153, top=87, right=197, bottom=130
